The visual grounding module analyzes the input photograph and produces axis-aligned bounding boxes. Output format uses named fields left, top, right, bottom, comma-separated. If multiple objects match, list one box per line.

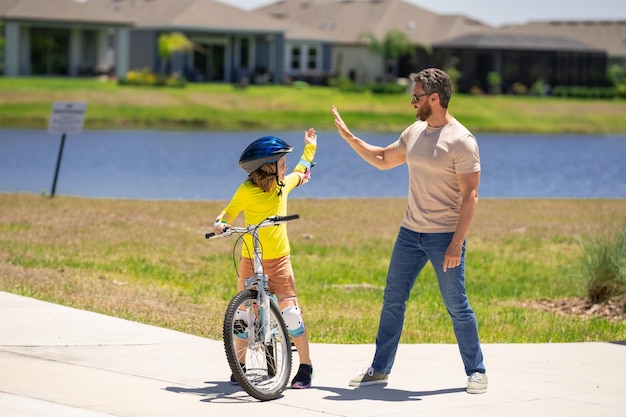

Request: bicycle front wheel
left=223, top=289, right=292, bottom=401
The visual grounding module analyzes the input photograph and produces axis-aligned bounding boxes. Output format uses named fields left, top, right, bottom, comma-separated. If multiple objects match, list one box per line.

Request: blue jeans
left=371, top=227, right=485, bottom=376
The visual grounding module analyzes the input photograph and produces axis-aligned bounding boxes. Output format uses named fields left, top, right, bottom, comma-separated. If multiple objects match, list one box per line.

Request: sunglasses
left=411, top=92, right=430, bottom=102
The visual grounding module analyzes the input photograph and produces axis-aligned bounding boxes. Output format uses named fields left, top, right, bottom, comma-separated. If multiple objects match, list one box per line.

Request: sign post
left=47, top=102, right=87, bottom=198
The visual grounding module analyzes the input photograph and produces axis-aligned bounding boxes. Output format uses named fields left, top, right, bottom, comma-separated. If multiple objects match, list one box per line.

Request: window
left=307, top=47, right=317, bottom=70
left=240, top=38, right=250, bottom=68
left=291, top=46, right=301, bottom=70
left=82, top=30, right=97, bottom=67
left=288, top=44, right=320, bottom=73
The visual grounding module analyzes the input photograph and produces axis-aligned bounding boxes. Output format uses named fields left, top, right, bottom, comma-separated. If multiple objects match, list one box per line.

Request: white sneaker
left=467, top=372, right=488, bottom=394
left=349, top=367, right=388, bottom=387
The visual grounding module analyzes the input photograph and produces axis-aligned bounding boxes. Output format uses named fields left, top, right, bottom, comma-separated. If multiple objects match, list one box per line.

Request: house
left=256, top=0, right=612, bottom=91
left=445, top=19, right=626, bottom=92
left=256, top=0, right=495, bottom=83
left=118, top=0, right=290, bottom=84
left=0, top=0, right=290, bottom=83
left=499, top=20, right=626, bottom=66
left=0, top=0, right=617, bottom=91
left=0, top=0, right=133, bottom=78
left=432, top=32, right=607, bottom=93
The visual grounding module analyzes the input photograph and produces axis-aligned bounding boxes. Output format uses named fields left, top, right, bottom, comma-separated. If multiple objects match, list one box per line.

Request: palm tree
left=358, top=29, right=417, bottom=82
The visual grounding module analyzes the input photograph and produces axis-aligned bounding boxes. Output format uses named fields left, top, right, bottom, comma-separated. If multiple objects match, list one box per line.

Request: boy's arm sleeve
left=293, top=143, right=316, bottom=173
left=214, top=185, right=246, bottom=225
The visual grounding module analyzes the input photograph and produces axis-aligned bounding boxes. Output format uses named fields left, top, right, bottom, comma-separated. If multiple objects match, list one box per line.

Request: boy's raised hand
left=304, top=128, right=317, bottom=145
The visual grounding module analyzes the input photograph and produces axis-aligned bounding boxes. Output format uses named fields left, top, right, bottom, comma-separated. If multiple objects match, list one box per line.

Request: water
left=1, top=129, right=625, bottom=200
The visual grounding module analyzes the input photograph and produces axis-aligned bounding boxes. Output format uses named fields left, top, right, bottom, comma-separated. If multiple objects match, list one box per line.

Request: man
left=330, top=67, right=487, bottom=394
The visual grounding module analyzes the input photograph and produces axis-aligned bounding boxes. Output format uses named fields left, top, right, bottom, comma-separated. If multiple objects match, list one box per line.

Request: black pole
left=50, top=133, right=67, bottom=198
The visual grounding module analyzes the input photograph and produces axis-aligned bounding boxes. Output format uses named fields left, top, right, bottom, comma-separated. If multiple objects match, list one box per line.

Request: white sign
left=48, top=102, right=87, bottom=134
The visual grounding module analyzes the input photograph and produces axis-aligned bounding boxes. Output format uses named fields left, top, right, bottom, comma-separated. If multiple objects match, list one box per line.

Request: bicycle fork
left=243, top=274, right=277, bottom=346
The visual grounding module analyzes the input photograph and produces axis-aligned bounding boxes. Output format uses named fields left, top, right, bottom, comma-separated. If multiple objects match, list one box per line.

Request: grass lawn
left=1, top=77, right=625, bottom=343
left=1, top=194, right=624, bottom=343
left=1, top=77, right=626, bottom=134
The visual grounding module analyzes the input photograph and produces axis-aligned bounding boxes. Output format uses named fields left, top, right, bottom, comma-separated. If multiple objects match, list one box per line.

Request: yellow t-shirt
left=219, top=143, right=315, bottom=259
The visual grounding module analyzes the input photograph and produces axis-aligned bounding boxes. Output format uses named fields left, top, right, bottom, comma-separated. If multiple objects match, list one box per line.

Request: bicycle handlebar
left=205, top=213, right=300, bottom=239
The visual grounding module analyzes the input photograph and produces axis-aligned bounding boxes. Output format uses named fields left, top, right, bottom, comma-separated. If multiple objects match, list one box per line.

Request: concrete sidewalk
left=1, top=291, right=624, bottom=417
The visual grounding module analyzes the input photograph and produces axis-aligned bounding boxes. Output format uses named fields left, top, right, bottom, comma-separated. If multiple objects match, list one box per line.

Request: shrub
left=328, top=76, right=369, bottom=93
left=579, top=225, right=626, bottom=303
left=292, top=80, right=310, bottom=89
left=487, top=71, right=502, bottom=94
left=509, top=82, right=528, bottom=95
left=118, top=68, right=186, bottom=88
left=551, top=85, right=617, bottom=99
left=369, top=82, right=407, bottom=94
left=469, top=85, right=484, bottom=95
left=530, top=78, right=548, bottom=96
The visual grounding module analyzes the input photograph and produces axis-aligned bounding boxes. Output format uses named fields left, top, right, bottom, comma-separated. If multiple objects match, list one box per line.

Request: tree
left=358, top=29, right=417, bottom=81
left=157, top=32, right=192, bottom=75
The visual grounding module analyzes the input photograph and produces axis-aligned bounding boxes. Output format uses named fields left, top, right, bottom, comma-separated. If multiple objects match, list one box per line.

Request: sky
left=216, top=0, right=626, bottom=27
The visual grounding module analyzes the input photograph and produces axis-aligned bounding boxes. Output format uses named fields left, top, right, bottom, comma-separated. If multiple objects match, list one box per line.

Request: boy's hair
left=413, top=68, right=452, bottom=109
left=248, top=162, right=278, bottom=192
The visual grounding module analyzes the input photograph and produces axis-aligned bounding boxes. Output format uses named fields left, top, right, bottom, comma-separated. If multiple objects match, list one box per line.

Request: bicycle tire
left=223, top=289, right=292, bottom=401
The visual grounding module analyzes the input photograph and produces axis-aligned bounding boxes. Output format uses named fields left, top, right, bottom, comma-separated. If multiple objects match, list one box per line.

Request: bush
left=328, top=76, right=369, bottom=93
left=292, top=80, right=310, bottom=89
left=118, top=68, right=186, bottom=88
left=579, top=225, right=626, bottom=303
left=529, top=78, right=548, bottom=96
left=551, top=85, right=616, bottom=99
left=487, top=71, right=502, bottom=94
left=509, top=82, right=528, bottom=95
left=369, top=82, right=407, bottom=94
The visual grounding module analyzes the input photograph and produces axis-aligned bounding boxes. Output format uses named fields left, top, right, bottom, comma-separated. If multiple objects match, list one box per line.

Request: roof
left=0, top=0, right=284, bottom=33
left=434, top=32, right=605, bottom=53
left=0, top=0, right=133, bottom=25
left=498, top=20, right=626, bottom=58
left=120, top=0, right=286, bottom=34
left=256, top=0, right=495, bottom=44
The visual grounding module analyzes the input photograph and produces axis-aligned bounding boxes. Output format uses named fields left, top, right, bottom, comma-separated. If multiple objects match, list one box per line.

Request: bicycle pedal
left=233, top=319, right=248, bottom=339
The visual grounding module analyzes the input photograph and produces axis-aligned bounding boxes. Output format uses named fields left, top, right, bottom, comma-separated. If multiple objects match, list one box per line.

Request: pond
left=1, top=129, right=625, bottom=200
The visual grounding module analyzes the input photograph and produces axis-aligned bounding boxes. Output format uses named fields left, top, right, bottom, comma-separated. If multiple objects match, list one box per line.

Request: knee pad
left=281, top=306, right=305, bottom=337
left=235, top=309, right=250, bottom=325
left=233, top=309, right=250, bottom=339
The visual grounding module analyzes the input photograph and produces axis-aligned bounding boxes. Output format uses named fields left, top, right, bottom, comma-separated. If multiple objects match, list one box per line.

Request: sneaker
left=349, top=367, right=388, bottom=387
left=291, top=364, right=314, bottom=389
left=467, top=372, right=488, bottom=394
left=230, top=363, right=246, bottom=386
left=229, top=373, right=238, bottom=385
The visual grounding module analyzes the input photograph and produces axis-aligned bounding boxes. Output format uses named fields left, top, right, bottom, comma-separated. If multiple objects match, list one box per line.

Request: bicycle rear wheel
left=223, top=289, right=292, bottom=401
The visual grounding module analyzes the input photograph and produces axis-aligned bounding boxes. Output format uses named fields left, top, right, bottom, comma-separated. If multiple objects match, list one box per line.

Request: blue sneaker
left=291, top=364, right=313, bottom=389
left=230, top=363, right=246, bottom=386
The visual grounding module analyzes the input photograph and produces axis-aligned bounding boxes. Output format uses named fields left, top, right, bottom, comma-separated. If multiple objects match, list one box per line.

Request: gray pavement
left=1, top=291, right=624, bottom=417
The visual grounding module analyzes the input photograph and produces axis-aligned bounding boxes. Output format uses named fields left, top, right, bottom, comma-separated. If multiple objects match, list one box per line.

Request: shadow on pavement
left=164, top=381, right=265, bottom=403
left=311, top=385, right=466, bottom=402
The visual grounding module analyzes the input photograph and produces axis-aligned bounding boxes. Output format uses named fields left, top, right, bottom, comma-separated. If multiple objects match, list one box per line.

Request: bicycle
left=205, top=214, right=299, bottom=401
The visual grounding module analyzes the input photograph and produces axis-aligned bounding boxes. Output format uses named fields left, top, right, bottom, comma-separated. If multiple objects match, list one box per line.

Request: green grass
left=1, top=77, right=625, bottom=344
left=1, top=77, right=626, bottom=133
left=1, top=194, right=625, bottom=344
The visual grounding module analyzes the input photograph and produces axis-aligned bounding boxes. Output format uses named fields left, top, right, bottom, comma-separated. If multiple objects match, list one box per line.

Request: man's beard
left=417, top=101, right=432, bottom=121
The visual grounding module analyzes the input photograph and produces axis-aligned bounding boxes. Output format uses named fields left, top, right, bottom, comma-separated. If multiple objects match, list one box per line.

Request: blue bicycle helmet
left=239, top=136, right=293, bottom=173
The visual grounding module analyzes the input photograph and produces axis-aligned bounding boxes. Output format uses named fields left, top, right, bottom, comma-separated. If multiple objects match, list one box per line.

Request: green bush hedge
left=118, top=68, right=186, bottom=88
left=551, top=85, right=619, bottom=99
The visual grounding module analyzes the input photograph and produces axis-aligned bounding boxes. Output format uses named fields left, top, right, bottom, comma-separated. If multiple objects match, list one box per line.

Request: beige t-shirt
left=393, top=118, right=480, bottom=233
